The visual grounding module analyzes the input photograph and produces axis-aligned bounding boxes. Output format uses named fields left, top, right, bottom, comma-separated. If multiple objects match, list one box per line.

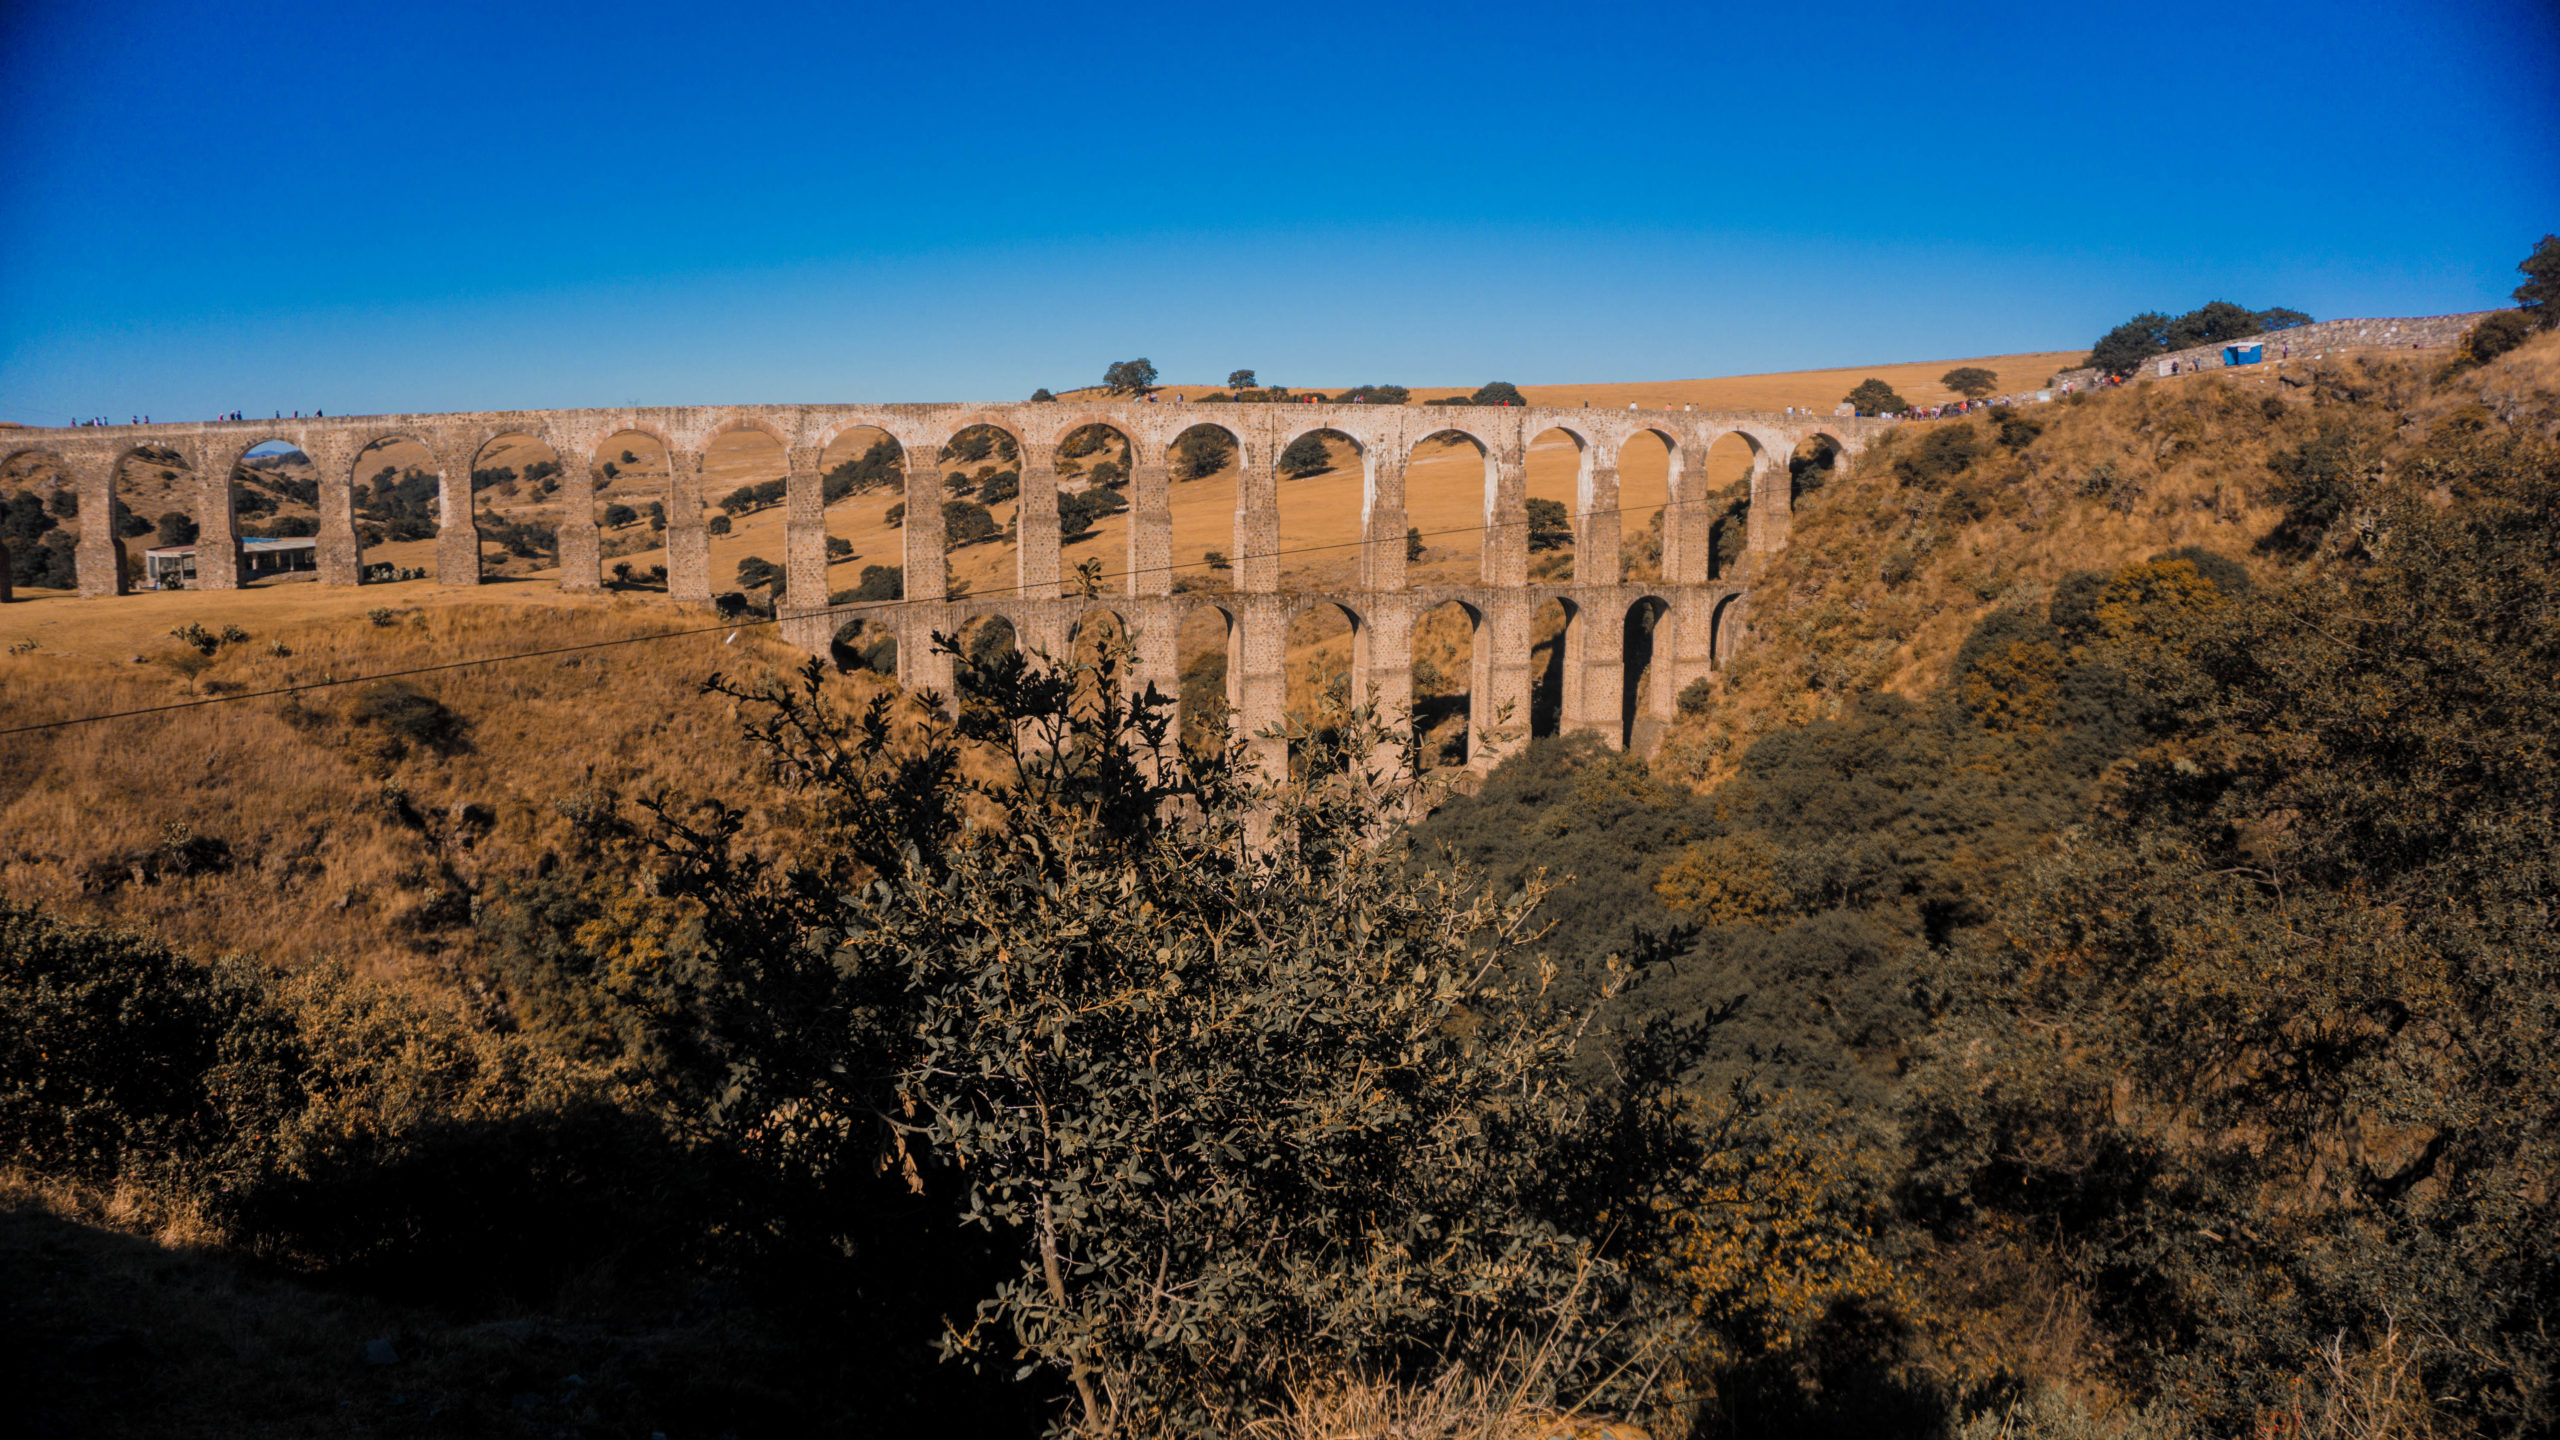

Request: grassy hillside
left=1648, top=333, right=2559, bottom=785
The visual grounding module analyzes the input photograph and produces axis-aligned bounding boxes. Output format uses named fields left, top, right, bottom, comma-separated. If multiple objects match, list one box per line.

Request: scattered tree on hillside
left=1102, top=358, right=1158, bottom=395
left=1226, top=369, right=1257, bottom=390
left=1843, top=378, right=1907, bottom=415
left=1171, top=427, right=1236, bottom=481
left=1057, top=486, right=1126, bottom=542
left=735, top=555, right=783, bottom=599
left=706, top=514, right=731, bottom=535
left=1277, top=433, right=1333, bottom=478
left=823, top=439, right=903, bottom=503
left=1028, top=387, right=1057, bottom=403
left=155, top=511, right=197, bottom=547
left=111, top=498, right=152, bottom=539
left=1471, top=380, right=1527, bottom=407
left=942, top=500, right=999, bottom=547
left=719, top=480, right=788, bottom=516
left=603, top=503, right=638, bottom=528
left=1524, top=496, right=1574, bottom=551
left=1940, top=366, right=1998, bottom=399
left=2517, top=233, right=2560, bottom=329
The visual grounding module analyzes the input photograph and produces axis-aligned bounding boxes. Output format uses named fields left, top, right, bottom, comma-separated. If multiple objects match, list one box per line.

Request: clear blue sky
left=2, top=0, right=2552, bottom=420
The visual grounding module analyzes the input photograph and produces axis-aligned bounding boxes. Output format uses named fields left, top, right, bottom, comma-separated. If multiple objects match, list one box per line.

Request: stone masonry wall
left=2051, top=311, right=2507, bottom=386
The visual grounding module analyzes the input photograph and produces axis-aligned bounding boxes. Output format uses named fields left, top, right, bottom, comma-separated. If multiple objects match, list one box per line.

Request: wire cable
left=0, top=493, right=1742, bottom=737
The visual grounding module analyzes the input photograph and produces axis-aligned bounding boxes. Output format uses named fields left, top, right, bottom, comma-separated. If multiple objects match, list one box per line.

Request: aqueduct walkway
left=1, top=401, right=1882, bottom=767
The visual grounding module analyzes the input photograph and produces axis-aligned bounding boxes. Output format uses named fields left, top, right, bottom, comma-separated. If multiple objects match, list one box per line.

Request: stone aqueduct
left=1, top=401, right=1884, bottom=767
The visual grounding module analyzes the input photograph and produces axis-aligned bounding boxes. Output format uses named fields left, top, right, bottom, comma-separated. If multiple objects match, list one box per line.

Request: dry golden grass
left=0, top=592, right=891, bottom=981
left=1652, top=331, right=2557, bottom=787
left=1054, top=347, right=2090, bottom=413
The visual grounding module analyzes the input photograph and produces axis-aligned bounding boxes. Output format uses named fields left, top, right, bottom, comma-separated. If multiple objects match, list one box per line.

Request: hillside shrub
left=1892, top=423, right=1983, bottom=490
left=0, top=901, right=299, bottom=1189
left=1907, top=413, right=2560, bottom=1436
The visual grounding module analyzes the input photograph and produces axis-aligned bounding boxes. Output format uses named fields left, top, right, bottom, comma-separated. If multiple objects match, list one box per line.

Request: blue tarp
left=2224, top=342, right=2264, bottom=366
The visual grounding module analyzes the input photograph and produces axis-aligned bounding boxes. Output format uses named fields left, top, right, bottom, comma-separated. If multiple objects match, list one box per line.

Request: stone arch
left=1523, top=424, right=1588, bottom=582
left=1787, top=431, right=1847, bottom=505
left=466, top=429, right=573, bottom=585
left=1283, top=597, right=1365, bottom=769
left=1037, top=412, right=1130, bottom=454
left=1710, top=591, right=1746, bottom=668
left=1403, top=428, right=1497, bottom=585
left=1270, top=426, right=1366, bottom=591
left=1622, top=594, right=1673, bottom=752
left=1697, top=429, right=1768, bottom=578
left=347, top=430, right=441, bottom=580
left=1528, top=592, right=1579, bottom=738
left=703, top=413, right=792, bottom=451
left=1411, top=596, right=1485, bottom=770
left=953, top=608, right=1023, bottom=691
left=1175, top=598, right=1242, bottom=753
left=0, top=444, right=72, bottom=601
left=200, top=436, right=325, bottom=591
left=583, top=425, right=678, bottom=591
left=1611, top=427, right=1679, bottom=584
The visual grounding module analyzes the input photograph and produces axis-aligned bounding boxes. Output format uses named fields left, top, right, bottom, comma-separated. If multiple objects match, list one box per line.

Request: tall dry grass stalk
left=1252, top=1367, right=1650, bottom=1440
left=2279, top=1322, right=2442, bottom=1440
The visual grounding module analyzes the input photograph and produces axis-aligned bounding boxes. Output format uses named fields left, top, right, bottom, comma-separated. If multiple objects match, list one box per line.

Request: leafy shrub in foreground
left=632, top=642, right=1767, bottom=1436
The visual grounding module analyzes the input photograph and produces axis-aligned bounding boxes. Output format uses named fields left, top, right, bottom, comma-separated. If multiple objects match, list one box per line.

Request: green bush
left=1892, top=423, right=1983, bottom=490
left=0, top=901, right=298, bottom=1189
